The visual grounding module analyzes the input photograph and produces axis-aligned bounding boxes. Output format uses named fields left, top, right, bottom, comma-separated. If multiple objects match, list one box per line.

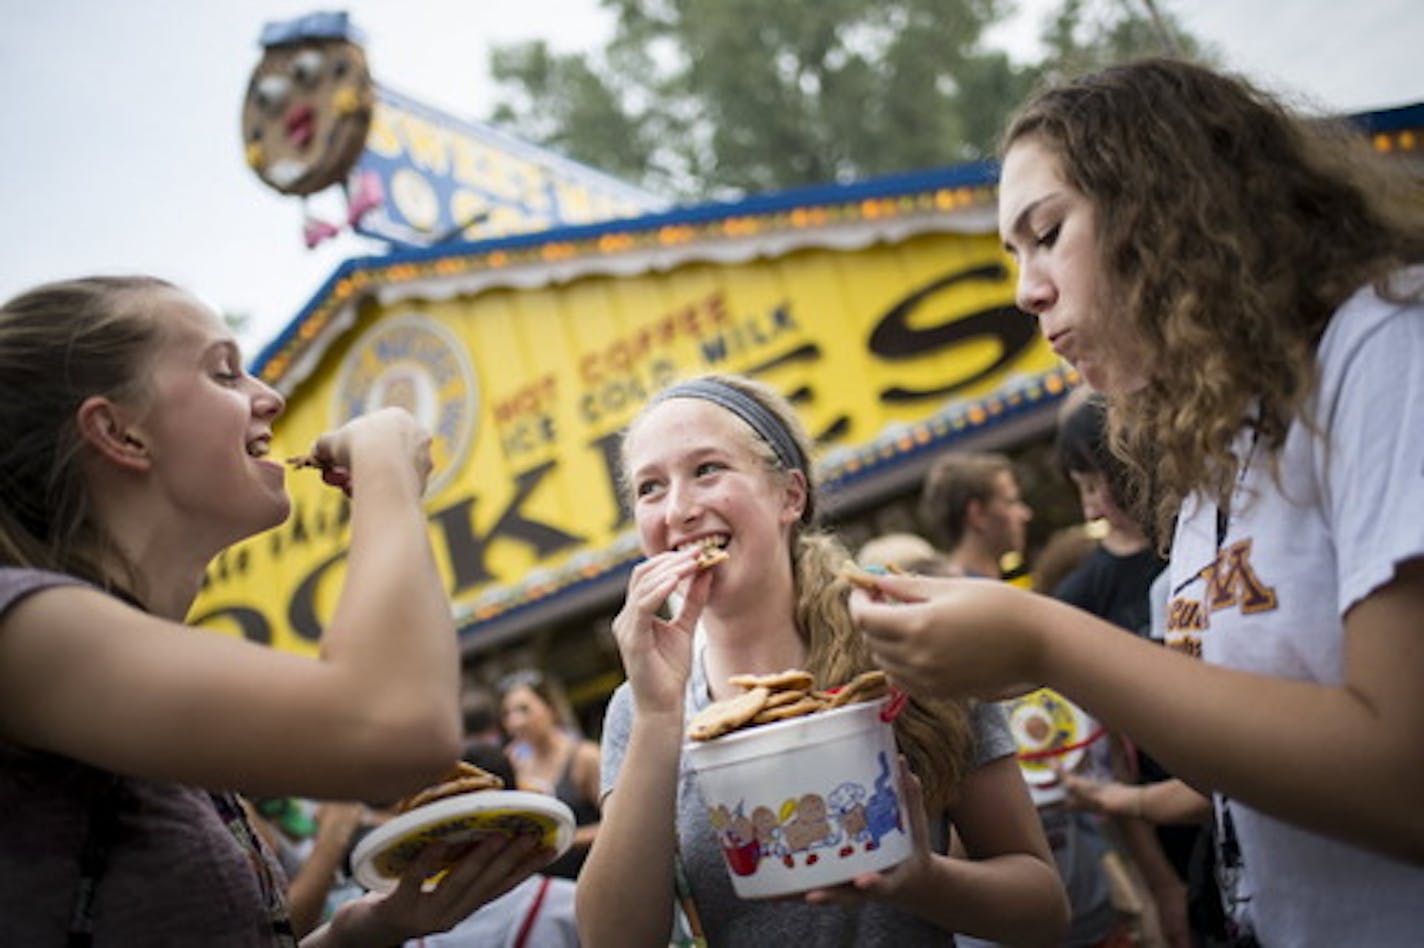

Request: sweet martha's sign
left=191, top=179, right=1063, bottom=653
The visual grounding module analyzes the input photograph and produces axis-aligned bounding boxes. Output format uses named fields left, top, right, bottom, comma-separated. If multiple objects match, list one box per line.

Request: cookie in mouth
left=692, top=536, right=730, bottom=570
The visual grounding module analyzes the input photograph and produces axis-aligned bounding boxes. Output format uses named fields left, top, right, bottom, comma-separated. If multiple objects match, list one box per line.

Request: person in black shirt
left=1052, top=389, right=1203, bottom=946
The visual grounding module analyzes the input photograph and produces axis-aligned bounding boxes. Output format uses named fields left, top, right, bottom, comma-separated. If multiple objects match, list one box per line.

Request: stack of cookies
left=393, top=760, right=505, bottom=813
left=686, top=669, right=890, bottom=742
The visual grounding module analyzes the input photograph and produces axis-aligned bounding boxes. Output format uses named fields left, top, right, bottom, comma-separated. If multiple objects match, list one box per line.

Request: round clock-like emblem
left=334, top=315, right=479, bottom=498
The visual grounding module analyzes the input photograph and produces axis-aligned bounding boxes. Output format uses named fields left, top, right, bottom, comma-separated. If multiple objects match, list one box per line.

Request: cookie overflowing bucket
left=683, top=692, right=912, bottom=899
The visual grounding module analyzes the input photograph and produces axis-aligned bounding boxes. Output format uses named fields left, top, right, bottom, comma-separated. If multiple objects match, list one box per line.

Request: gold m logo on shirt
left=1205, top=539, right=1278, bottom=615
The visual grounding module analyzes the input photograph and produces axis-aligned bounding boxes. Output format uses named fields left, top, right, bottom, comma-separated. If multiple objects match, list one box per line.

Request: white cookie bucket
left=683, top=696, right=912, bottom=899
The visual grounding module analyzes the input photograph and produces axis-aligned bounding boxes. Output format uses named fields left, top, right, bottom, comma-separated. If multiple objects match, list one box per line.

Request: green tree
left=487, top=0, right=1205, bottom=199
left=1038, top=0, right=1213, bottom=85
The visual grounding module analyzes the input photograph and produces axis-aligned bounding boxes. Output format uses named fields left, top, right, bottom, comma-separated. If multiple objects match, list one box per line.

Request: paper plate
left=350, top=790, right=575, bottom=891
left=1005, top=688, right=1102, bottom=798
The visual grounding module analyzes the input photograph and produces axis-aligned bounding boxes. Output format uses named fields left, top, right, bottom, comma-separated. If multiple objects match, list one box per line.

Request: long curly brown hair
left=622, top=373, right=973, bottom=812
left=1003, top=58, right=1424, bottom=543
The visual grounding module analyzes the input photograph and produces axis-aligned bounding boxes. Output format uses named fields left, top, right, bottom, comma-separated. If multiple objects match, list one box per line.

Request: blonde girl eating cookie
left=577, top=373, right=1068, bottom=946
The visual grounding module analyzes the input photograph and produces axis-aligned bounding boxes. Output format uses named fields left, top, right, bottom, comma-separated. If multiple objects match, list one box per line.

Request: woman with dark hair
left=851, top=58, right=1424, bottom=946
left=498, top=669, right=602, bottom=880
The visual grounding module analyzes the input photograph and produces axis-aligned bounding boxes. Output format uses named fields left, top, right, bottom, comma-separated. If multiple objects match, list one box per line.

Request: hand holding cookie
left=291, top=407, right=434, bottom=498
left=610, top=547, right=716, bottom=718
left=286, top=450, right=353, bottom=496
left=849, top=573, right=1048, bottom=701
left=837, top=562, right=923, bottom=602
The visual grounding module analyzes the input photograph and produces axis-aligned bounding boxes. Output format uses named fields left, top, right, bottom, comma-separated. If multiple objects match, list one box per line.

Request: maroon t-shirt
left=0, top=567, right=293, bottom=945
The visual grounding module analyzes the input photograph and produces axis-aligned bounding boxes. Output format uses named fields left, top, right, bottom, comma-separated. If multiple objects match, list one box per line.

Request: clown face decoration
left=242, top=13, right=374, bottom=197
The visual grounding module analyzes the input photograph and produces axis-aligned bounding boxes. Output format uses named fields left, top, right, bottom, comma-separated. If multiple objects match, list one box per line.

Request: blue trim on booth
left=254, top=96, right=1422, bottom=375
left=1346, top=101, right=1424, bottom=134
left=250, top=160, right=999, bottom=374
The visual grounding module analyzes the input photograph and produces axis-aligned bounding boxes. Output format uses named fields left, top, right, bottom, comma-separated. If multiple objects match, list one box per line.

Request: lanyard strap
left=513, top=875, right=552, bottom=948
left=209, top=792, right=299, bottom=946
left=673, top=844, right=708, bottom=947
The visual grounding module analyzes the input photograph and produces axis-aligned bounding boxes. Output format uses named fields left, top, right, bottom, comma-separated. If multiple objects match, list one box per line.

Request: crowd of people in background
left=3, top=54, right=1422, bottom=948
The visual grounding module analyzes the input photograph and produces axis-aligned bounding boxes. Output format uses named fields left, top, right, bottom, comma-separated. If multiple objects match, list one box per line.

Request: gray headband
left=652, top=378, right=808, bottom=477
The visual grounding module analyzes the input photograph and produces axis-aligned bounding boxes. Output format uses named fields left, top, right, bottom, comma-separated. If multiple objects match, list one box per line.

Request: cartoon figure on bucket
left=863, top=751, right=905, bottom=849
left=828, top=781, right=869, bottom=853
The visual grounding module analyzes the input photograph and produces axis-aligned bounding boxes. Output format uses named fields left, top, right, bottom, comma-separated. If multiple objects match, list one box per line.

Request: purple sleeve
left=0, top=567, right=87, bottom=619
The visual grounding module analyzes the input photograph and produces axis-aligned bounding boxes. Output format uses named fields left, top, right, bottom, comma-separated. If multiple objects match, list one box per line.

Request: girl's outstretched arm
left=0, top=408, right=463, bottom=803
left=851, top=560, right=1424, bottom=864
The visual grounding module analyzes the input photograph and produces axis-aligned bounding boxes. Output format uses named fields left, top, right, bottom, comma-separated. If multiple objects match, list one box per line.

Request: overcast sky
left=3, top=0, right=1422, bottom=353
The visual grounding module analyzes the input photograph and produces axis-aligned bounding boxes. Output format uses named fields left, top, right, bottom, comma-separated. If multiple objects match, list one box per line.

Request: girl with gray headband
left=578, top=373, right=1068, bottom=946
